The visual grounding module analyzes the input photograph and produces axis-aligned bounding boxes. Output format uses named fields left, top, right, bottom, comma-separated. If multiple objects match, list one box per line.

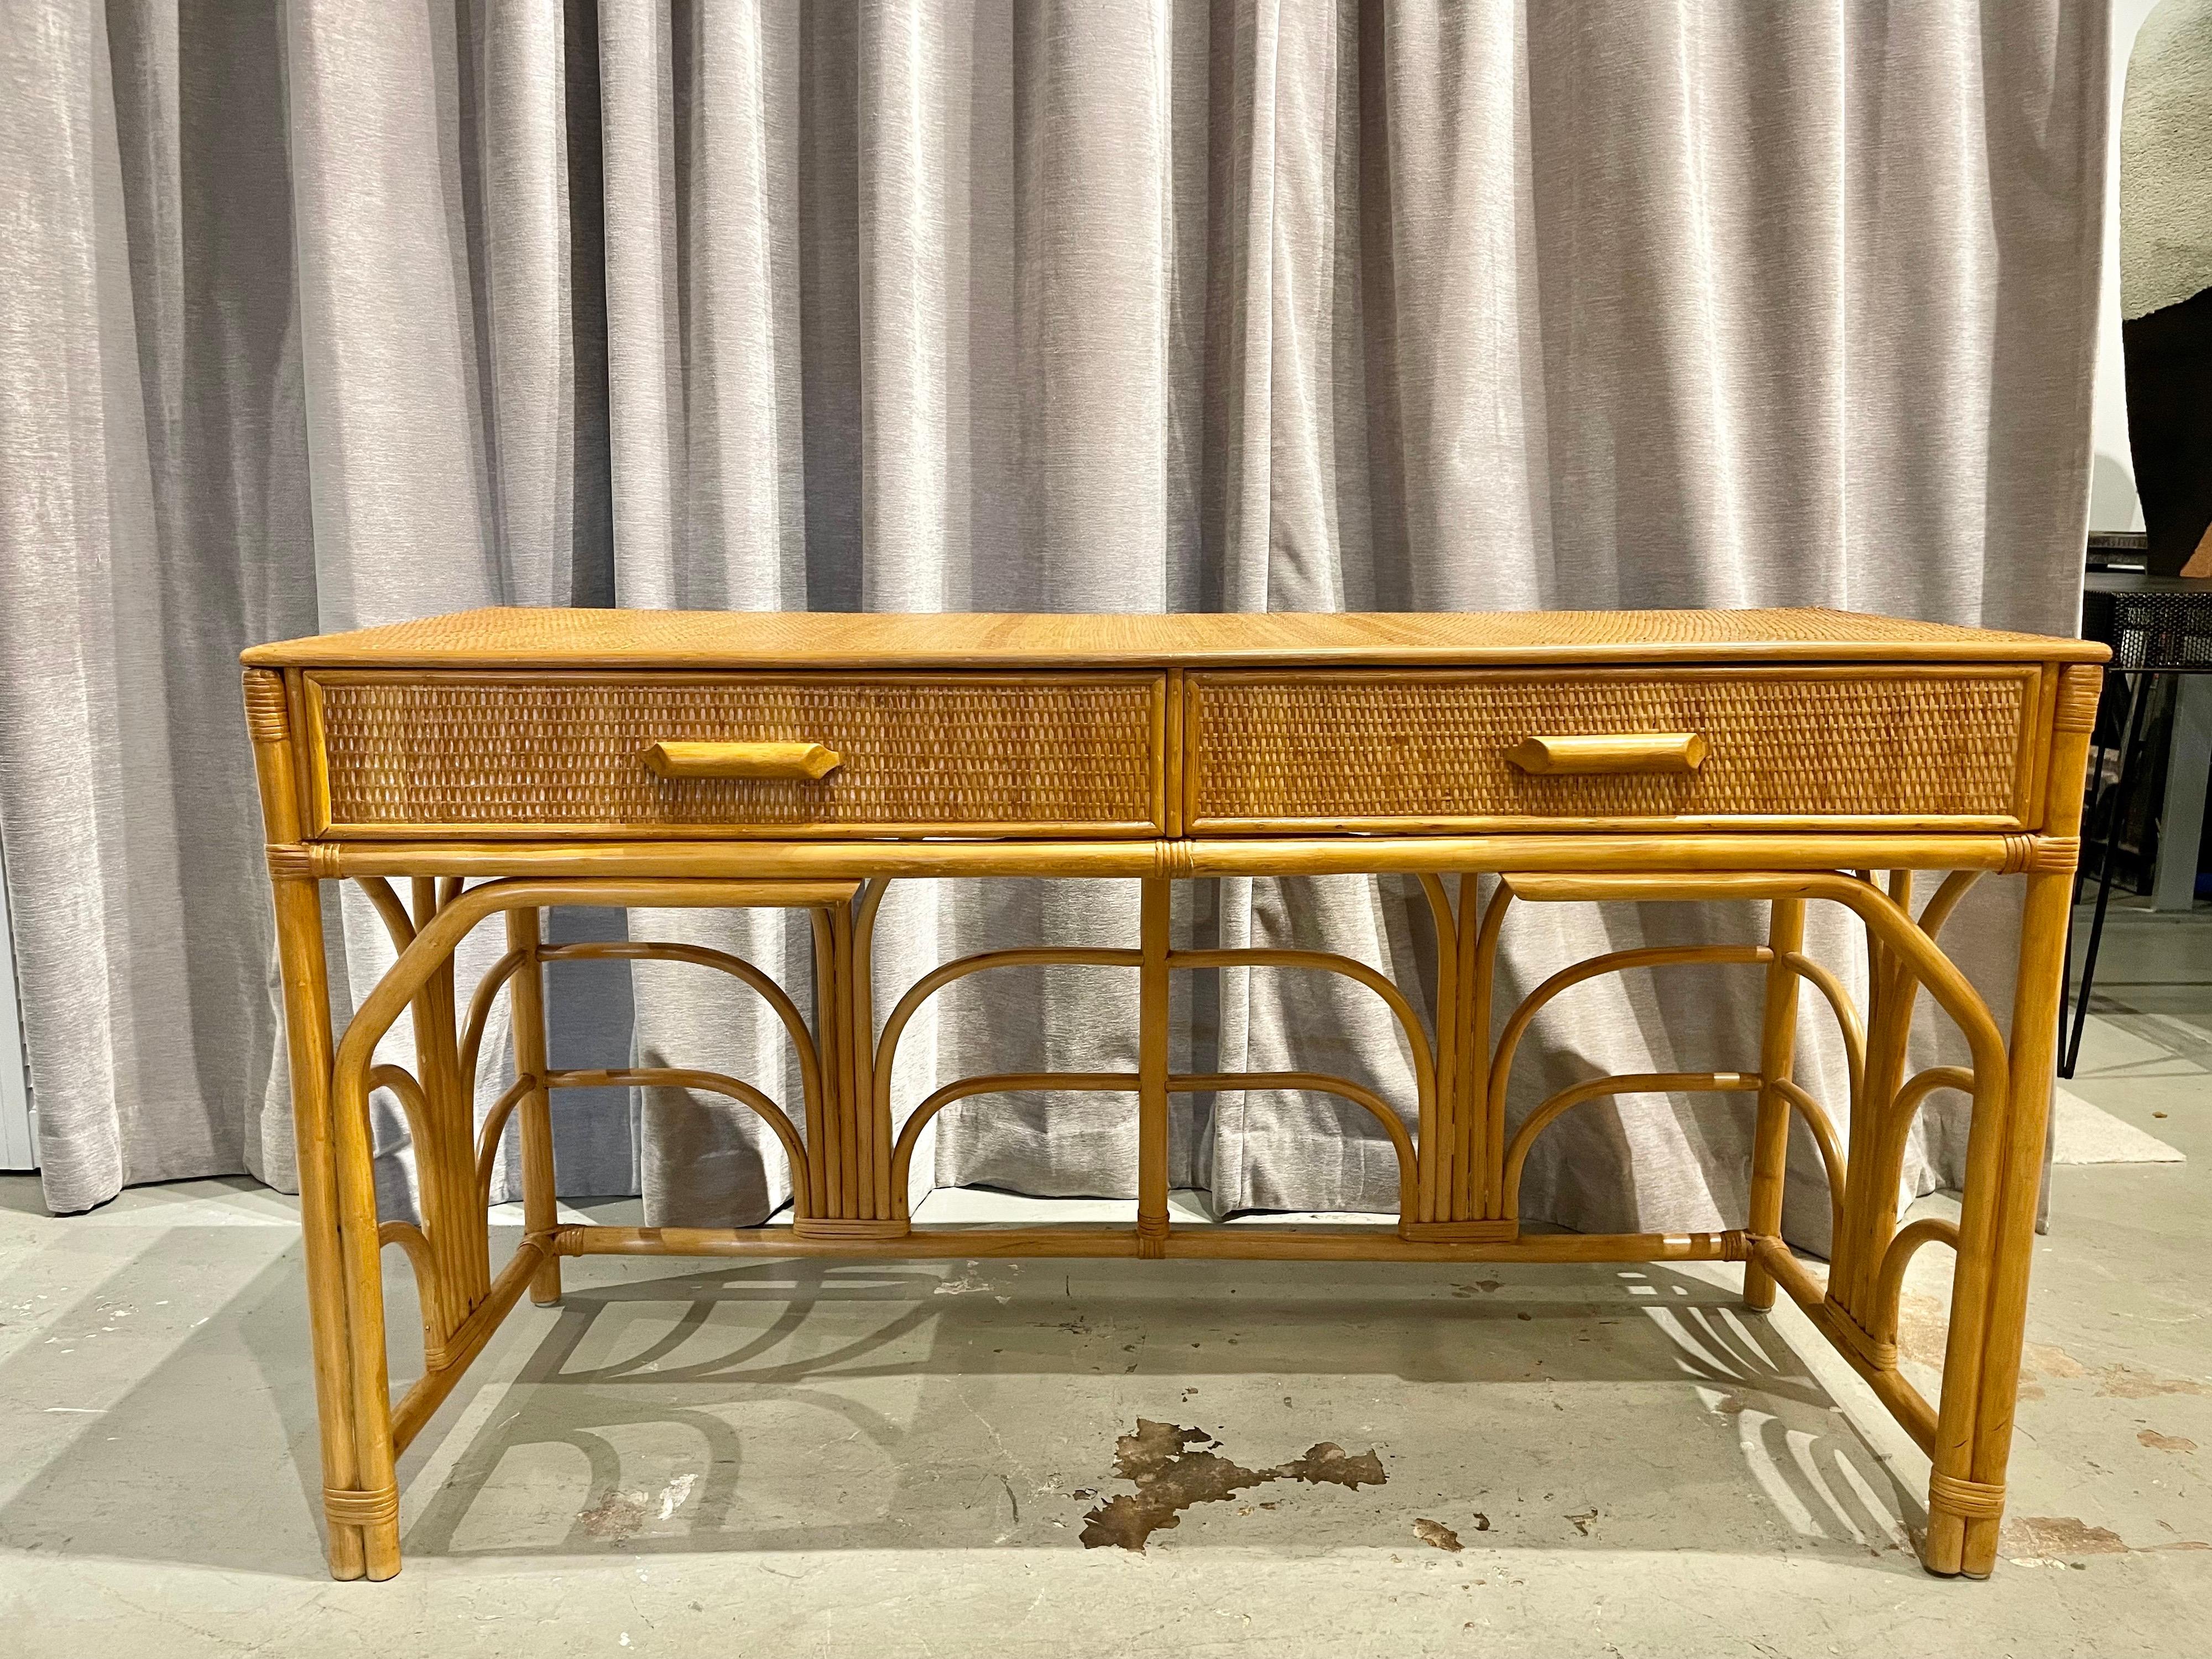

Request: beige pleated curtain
left=0, top=2, right=2106, bottom=1249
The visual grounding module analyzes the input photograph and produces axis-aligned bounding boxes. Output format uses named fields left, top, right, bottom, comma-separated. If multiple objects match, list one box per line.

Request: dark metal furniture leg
left=2061, top=671, right=2148, bottom=1078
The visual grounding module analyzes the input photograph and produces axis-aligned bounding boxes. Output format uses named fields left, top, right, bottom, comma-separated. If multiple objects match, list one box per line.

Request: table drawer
left=1184, top=666, right=2045, bottom=831
left=303, top=672, right=1166, bottom=838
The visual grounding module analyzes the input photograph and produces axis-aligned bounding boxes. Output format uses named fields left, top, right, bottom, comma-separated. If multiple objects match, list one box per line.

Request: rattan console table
left=242, top=607, right=2105, bottom=1581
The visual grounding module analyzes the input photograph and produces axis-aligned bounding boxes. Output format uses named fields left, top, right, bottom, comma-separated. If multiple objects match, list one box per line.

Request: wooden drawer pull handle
left=1505, top=732, right=1708, bottom=776
left=644, top=740, right=843, bottom=781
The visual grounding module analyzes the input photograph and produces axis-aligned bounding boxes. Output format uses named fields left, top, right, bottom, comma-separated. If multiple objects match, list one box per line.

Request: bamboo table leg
left=331, top=1039, right=404, bottom=1579
left=1136, top=877, right=1172, bottom=1258
left=1929, top=664, right=2098, bottom=1577
left=505, top=906, right=561, bottom=1306
left=1744, top=896, right=1805, bottom=1311
left=273, top=869, right=372, bottom=1579
left=1932, top=863, right=2069, bottom=1576
left=245, top=671, right=369, bottom=1581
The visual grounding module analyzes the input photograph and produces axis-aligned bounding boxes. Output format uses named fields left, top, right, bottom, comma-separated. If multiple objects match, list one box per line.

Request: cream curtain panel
left=0, top=2, right=2106, bottom=1246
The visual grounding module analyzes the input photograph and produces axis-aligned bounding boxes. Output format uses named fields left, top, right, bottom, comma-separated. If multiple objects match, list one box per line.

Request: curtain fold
left=1, top=1, right=2105, bottom=1253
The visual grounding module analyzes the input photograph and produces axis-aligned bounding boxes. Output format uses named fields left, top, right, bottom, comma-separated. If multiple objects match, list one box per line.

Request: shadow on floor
left=0, top=1238, right=1927, bottom=1577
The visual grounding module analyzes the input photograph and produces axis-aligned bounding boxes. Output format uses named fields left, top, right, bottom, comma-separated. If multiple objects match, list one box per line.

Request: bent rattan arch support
left=1485, top=943, right=1774, bottom=1144
left=1777, top=950, right=1867, bottom=1107
left=541, top=1067, right=813, bottom=1213
left=882, top=1068, right=1421, bottom=1224
left=1413, top=873, right=1463, bottom=1223
left=868, top=938, right=1436, bottom=1234
left=1500, top=1071, right=1763, bottom=1220
left=319, top=875, right=856, bottom=1578
left=1874, top=1216, right=1966, bottom=1360
left=1467, top=880, right=1516, bottom=1217
left=473, top=1075, right=536, bottom=1201
left=870, top=947, right=1143, bottom=1125
left=1765, top=1076, right=1850, bottom=1240
left=457, top=946, right=528, bottom=1099
left=353, top=875, right=415, bottom=953
left=1170, top=947, right=1438, bottom=1130
left=1499, top=866, right=2024, bottom=1577
left=372, top=1219, right=441, bottom=1366
left=540, top=940, right=825, bottom=1127
left=242, top=615, right=2100, bottom=1584
left=367, top=1061, right=484, bottom=1352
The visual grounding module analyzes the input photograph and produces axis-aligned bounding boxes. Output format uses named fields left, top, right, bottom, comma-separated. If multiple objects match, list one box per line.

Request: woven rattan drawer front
left=305, top=672, right=1166, bottom=838
left=1185, top=666, right=2044, bottom=831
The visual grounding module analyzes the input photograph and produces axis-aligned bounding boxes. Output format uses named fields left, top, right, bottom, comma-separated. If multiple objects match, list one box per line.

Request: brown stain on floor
left=574, top=1489, right=649, bottom=1543
left=2002, top=1516, right=2131, bottom=1559
left=1898, top=1293, right=2074, bottom=1391
left=1079, top=1420, right=1387, bottom=1551
left=1893, top=1294, right=2209, bottom=1402
left=1999, top=1516, right=2212, bottom=1564
left=2096, top=1365, right=2210, bottom=1400
left=1893, top=1292, right=1952, bottom=1371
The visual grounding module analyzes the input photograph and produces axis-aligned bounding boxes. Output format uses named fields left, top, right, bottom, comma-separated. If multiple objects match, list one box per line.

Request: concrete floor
left=2, top=910, right=2207, bottom=1657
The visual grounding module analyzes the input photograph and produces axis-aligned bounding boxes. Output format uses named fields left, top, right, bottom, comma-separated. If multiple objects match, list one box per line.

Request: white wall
left=2090, top=0, right=2167, bottom=530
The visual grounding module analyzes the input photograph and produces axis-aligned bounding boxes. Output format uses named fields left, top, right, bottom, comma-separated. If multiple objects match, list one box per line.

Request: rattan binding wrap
left=311, top=673, right=1162, bottom=834
left=1188, top=667, right=2036, bottom=825
left=2056, top=662, right=2105, bottom=731
left=1927, top=1472, right=2007, bottom=1521
left=242, top=668, right=291, bottom=744
left=324, top=1484, right=401, bottom=1528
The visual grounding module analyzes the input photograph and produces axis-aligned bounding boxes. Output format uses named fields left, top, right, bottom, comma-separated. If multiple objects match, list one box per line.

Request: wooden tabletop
left=243, top=606, right=2109, bottom=670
